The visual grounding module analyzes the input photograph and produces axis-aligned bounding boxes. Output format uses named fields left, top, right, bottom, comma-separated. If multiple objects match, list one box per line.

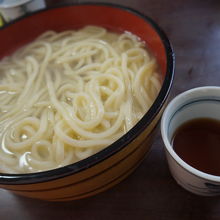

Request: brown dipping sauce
left=172, top=118, right=220, bottom=176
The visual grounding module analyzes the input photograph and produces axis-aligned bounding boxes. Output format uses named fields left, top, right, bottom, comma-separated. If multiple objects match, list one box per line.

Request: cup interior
left=161, top=86, right=220, bottom=181
left=168, top=97, right=220, bottom=142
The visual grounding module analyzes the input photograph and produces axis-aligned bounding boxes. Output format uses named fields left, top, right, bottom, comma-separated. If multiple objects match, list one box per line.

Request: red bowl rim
left=0, top=2, right=175, bottom=185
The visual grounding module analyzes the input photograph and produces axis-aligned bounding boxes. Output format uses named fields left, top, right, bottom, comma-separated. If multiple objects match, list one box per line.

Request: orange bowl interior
left=0, top=4, right=167, bottom=77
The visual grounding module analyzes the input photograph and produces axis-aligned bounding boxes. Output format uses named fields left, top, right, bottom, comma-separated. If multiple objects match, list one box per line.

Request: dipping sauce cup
left=161, top=86, right=220, bottom=196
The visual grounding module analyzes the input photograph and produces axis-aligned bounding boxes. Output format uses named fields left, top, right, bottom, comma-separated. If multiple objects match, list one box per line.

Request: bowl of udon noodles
left=0, top=3, right=174, bottom=201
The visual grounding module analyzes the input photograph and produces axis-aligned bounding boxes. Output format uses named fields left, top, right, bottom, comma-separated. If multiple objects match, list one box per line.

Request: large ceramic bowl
left=0, top=3, right=174, bottom=201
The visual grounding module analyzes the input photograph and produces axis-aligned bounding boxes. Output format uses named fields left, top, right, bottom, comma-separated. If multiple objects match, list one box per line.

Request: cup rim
left=0, top=0, right=31, bottom=8
left=161, top=86, right=220, bottom=182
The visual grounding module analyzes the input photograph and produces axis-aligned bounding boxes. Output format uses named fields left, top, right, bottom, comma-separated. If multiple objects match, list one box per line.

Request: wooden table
left=1, top=0, right=220, bottom=219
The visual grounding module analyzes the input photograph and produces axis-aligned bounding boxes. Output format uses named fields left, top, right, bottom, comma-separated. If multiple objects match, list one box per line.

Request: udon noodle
left=0, top=26, right=161, bottom=173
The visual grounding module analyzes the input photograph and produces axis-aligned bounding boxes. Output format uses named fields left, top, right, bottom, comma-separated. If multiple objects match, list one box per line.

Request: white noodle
left=0, top=26, right=161, bottom=173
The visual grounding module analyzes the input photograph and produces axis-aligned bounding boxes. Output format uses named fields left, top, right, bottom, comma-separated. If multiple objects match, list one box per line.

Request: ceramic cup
left=0, top=0, right=45, bottom=23
left=161, top=86, right=220, bottom=196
